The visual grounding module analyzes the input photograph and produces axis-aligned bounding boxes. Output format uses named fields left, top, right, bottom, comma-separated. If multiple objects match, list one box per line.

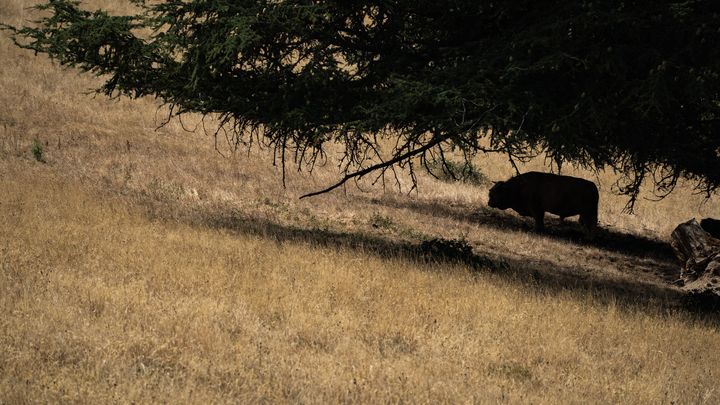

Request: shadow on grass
left=361, top=196, right=677, bottom=262
left=178, top=204, right=719, bottom=320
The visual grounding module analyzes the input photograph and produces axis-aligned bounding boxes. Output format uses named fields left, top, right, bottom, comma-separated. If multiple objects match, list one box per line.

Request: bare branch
left=299, top=134, right=449, bottom=199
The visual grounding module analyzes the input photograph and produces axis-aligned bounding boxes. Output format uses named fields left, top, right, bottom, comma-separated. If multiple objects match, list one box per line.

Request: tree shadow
left=190, top=206, right=719, bottom=320
left=361, top=196, right=677, bottom=262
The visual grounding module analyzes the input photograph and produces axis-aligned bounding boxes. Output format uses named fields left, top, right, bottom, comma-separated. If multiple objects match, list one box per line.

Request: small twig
left=154, top=103, right=175, bottom=131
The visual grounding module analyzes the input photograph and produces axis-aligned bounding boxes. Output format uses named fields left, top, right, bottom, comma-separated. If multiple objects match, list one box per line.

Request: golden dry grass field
left=2, top=1, right=720, bottom=403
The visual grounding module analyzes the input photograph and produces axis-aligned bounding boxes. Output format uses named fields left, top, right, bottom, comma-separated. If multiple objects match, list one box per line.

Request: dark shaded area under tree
left=3, top=0, right=719, bottom=207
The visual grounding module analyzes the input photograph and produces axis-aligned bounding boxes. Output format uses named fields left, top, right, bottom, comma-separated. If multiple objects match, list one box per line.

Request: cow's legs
left=533, top=211, right=545, bottom=232
left=579, top=210, right=598, bottom=239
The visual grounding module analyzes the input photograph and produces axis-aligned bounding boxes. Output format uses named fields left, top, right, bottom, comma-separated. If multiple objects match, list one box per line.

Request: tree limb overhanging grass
left=3, top=0, right=720, bottom=208
left=299, top=133, right=448, bottom=199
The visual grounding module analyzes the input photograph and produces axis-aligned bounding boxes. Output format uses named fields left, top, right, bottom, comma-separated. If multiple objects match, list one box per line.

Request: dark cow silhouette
left=701, top=218, right=720, bottom=239
left=488, top=171, right=599, bottom=233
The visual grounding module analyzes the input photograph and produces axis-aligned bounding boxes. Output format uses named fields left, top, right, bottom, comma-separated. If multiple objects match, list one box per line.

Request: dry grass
left=3, top=160, right=720, bottom=404
left=2, top=1, right=720, bottom=403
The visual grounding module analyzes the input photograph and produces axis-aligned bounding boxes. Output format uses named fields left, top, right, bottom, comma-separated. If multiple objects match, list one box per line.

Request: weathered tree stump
left=670, top=219, right=720, bottom=296
left=701, top=218, right=720, bottom=239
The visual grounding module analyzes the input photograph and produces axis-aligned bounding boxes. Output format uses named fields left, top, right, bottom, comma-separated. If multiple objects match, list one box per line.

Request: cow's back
left=509, top=172, right=598, bottom=217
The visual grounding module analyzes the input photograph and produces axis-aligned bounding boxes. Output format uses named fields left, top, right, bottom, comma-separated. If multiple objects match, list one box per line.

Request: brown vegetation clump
left=2, top=1, right=720, bottom=403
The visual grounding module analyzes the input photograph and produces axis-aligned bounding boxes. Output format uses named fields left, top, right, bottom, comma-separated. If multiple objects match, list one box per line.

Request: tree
left=4, top=0, right=720, bottom=207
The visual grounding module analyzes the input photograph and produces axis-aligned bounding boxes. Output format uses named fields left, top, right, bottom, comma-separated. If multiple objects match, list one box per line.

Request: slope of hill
left=2, top=1, right=720, bottom=402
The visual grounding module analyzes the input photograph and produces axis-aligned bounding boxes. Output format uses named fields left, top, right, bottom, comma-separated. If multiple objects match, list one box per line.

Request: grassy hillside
left=2, top=1, right=720, bottom=403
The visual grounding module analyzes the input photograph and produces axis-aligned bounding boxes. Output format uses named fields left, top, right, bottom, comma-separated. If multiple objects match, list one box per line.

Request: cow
left=701, top=218, right=720, bottom=239
left=488, top=171, right=599, bottom=234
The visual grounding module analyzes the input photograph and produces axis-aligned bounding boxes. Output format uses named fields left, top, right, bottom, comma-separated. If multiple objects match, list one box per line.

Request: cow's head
left=488, top=181, right=511, bottom=209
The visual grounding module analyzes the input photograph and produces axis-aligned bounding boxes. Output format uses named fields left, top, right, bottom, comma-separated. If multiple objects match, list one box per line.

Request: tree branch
left=299, top=134, right=449, bottom=199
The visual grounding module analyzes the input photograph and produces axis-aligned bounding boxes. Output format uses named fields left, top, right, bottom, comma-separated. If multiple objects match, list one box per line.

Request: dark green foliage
left=369, top=212, right=394, bottom=229
left=420, top=237, right=475, bottom=263
left=31, top=139, right=44, bottom=162
left=427, top=159, right=488, bottom=186
left=419, top=237, right=504, bottom=270
left=4, top=1, right=720, bottom=207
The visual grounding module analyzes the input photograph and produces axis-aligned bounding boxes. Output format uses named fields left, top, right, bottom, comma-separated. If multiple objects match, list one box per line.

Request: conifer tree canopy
left=5, top=0, right=720, bottom=206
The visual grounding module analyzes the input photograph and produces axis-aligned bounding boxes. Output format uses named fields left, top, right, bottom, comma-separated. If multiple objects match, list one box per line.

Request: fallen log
left=701, top=217, right=720, bottom=239
left=670, top=219, right=720, bottom=296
